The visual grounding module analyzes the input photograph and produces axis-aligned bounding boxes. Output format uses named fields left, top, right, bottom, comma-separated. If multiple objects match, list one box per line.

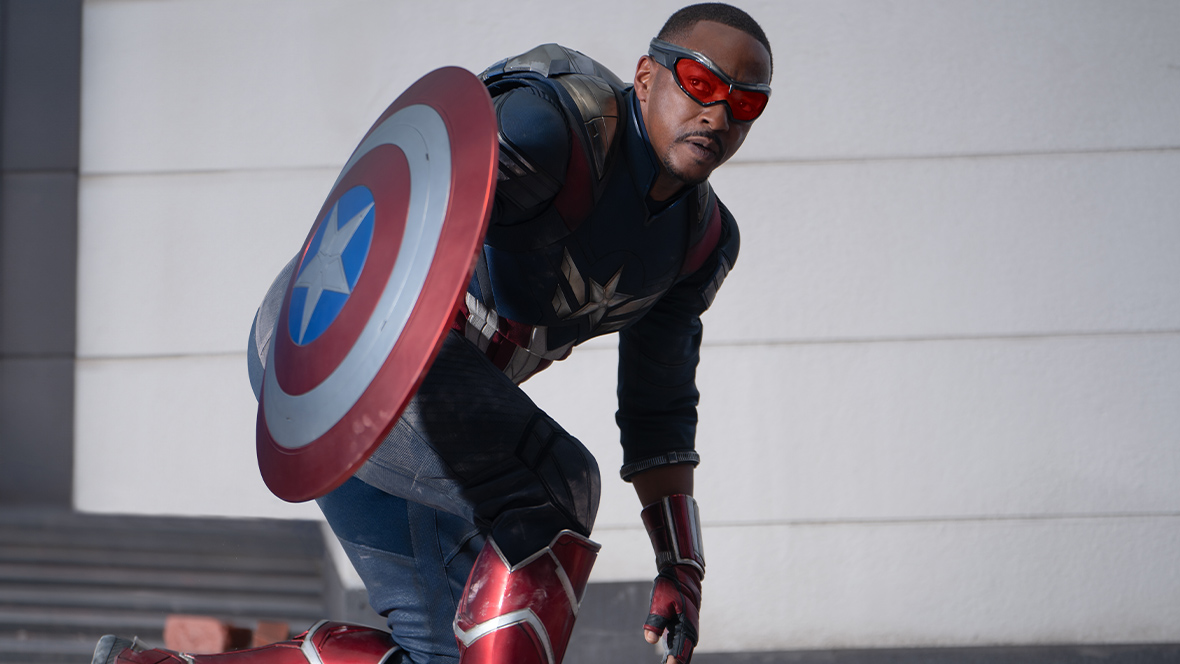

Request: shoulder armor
left=481, top=44, right=625, bottom=182
left=554, top=74, right=620, bottom=180
left=480, top=43, right=626, bottom=89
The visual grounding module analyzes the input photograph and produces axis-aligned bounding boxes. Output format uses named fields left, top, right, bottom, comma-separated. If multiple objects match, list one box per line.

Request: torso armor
left=455, top=44, right=738, bottom=385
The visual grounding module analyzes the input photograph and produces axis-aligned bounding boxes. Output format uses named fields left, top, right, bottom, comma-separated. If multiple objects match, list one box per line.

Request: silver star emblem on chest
left=551, top=249, right=662, bottom=331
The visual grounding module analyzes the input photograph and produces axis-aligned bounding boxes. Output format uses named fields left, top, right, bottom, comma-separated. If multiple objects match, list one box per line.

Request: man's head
left=634, top=3, right=772, bottom=200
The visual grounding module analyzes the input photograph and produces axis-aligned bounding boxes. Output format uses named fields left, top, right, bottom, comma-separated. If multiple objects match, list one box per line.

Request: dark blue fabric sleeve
left=615, top=204, right=740, bottom=480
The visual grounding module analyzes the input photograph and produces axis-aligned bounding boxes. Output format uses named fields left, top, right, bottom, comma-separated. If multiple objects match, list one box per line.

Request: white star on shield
left=293, top=200, right=374, bottom=344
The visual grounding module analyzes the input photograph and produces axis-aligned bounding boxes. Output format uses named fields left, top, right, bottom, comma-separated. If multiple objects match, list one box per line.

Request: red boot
left=452, top=531, right=599, bottom=664
left=92, top=620, right=402, bottom=664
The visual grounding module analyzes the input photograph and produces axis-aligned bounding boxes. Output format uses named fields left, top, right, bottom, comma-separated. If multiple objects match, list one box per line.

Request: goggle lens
left=673, top=58, right=768, bottom=122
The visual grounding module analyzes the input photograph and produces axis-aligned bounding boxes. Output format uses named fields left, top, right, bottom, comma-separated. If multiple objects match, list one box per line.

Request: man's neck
left=648, top=171, right=688, bottom=202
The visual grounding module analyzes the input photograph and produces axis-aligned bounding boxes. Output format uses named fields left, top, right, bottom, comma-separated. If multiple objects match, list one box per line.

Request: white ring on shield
left=262, top=104, right=452, bottom=449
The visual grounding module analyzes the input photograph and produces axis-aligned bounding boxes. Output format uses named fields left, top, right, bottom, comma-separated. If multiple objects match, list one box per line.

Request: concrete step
left=0, top=635, right=99, bottom=664
left=0, top=586, right=323, bottom=620
left=0, top=520, right=321, bottom=559
left=0, top=605, right=165, bottom=635
left=0, top=508, right=331, bottom=664
left=0, top=562, right=322, bottom=595
left=0, top=544, right=319, bottom=575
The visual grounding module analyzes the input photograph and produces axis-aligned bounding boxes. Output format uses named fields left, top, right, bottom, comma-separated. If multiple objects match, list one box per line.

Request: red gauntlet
left=641, top=494, right=705, bottom=664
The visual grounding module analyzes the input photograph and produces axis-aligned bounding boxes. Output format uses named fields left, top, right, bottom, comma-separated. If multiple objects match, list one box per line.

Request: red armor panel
left=98, top=621, right=400, bottom=664
left=453, top=531, right=600, bottom=664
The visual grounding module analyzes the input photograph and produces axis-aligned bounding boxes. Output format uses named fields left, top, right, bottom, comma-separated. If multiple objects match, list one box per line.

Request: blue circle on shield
left=288, top=186, right=376, bottom=345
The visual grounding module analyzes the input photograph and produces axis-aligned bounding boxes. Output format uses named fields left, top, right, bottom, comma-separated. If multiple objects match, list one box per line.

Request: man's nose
left=699, top=101, right=730, bottom=131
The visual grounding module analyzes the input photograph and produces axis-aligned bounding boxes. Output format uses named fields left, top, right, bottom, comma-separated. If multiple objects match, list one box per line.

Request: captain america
left=94, top=4, right=772, bottom=664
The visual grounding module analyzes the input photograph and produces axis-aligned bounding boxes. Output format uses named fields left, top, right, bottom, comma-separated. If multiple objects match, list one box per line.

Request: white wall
left=75, top=0, right=1180, bottom=653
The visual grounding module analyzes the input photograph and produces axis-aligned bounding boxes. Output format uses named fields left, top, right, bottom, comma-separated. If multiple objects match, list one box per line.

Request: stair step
left=0, top=562, right=322, bottom=595
left=0, top=545, right=320, bottom=575
left=0, top=508, right=331, bottom=661
left=0, top=635, right=98, bottom=664
left=0, top=528, right=321, bottom=558
left=0, top=512, right=323, bottom=559
left=0, top=586, right=324, bottom=619
left=0, top=606, right=166, bottom=633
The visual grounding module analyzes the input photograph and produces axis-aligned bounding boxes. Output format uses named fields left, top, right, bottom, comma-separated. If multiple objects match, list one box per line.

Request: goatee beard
left=660, top=130, right=723, bottom=188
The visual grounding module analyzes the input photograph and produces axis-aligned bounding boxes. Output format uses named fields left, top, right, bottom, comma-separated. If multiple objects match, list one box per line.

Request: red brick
left=252, top=620, right=290, bottom=647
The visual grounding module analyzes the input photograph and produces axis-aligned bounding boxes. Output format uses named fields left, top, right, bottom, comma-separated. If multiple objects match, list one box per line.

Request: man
left=94, top=4, right=771, bottom=664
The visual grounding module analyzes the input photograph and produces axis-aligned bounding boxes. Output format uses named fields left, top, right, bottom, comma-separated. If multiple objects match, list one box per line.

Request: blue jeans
left=318, top=478, right=482, bottom=664
left=317, top=331, right=601, bottom=664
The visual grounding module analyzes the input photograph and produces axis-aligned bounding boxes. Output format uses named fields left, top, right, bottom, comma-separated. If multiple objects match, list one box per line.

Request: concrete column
left=0, top=0, right=82, bottom=506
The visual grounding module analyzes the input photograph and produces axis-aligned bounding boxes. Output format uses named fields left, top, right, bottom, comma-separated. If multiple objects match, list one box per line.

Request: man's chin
left=662, top=159, right=711, bottom=190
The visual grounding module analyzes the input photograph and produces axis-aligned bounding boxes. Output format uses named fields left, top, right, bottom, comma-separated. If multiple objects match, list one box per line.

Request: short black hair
left=657, top=3, right=773, bottom=78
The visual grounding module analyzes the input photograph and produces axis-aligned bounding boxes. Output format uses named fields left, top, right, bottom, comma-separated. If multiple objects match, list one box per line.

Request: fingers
left=646, top=632, right=680, bottom=664
left=646, top=627, right=694, bottom=664
left=646, top=628, right=677, bottom=664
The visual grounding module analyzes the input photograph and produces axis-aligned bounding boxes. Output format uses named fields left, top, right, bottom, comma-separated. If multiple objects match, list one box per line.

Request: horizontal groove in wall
left=728, top=144, right=1180, bottom=168
left=76, top=352, right=247, bottom=363
left=1, top=352, right=78, bottom=361
left=74, top=328, right=1180, bottom=362
left=0, top=168, right=80, bottom=176
left=79, top=165, right=338, bottom=180
left=76, top=145, right=1180, bottom=180
left=591, top=510, right=1180, bottom=532
left=704, top=328, right=1180, bottom=349
left=692, top=642, right=1180, bottom=664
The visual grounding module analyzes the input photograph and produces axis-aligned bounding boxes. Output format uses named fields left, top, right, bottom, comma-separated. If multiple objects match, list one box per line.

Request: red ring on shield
left=256, top=67, right=498, bottom=502
left=272, top=146, right=410, bottom=395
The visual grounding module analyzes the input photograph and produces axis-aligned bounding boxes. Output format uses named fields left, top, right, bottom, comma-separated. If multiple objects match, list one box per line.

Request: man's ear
left=634, top=55, right=654, bottom=102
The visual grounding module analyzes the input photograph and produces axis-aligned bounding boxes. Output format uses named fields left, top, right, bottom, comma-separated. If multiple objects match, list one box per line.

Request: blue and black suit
left=281, top=45, right=738, bottom=664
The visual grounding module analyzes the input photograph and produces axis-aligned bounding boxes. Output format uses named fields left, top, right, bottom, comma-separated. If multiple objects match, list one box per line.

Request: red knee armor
left=452, top=531, right=600, bottom=664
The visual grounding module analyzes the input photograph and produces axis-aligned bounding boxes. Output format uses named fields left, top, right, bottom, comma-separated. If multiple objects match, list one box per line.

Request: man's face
left=635, top=20, right=772, bottom=198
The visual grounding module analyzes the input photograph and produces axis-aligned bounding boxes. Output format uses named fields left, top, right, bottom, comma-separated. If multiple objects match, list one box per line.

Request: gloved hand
left=640, top=494, right=706, bottom=664
left=644, top=563, right=703, bottom=664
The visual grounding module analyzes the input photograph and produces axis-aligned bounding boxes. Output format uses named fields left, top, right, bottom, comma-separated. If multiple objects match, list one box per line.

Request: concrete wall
left=73, top=0, right=1180, bottom=654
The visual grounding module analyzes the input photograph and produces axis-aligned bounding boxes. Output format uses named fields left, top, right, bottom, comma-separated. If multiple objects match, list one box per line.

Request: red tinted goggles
left=648, top=38, right=771, bottom=122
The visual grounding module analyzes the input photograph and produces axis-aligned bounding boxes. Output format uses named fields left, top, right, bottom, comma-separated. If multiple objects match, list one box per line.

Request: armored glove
left=641, top=494, right=705, bottom=664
